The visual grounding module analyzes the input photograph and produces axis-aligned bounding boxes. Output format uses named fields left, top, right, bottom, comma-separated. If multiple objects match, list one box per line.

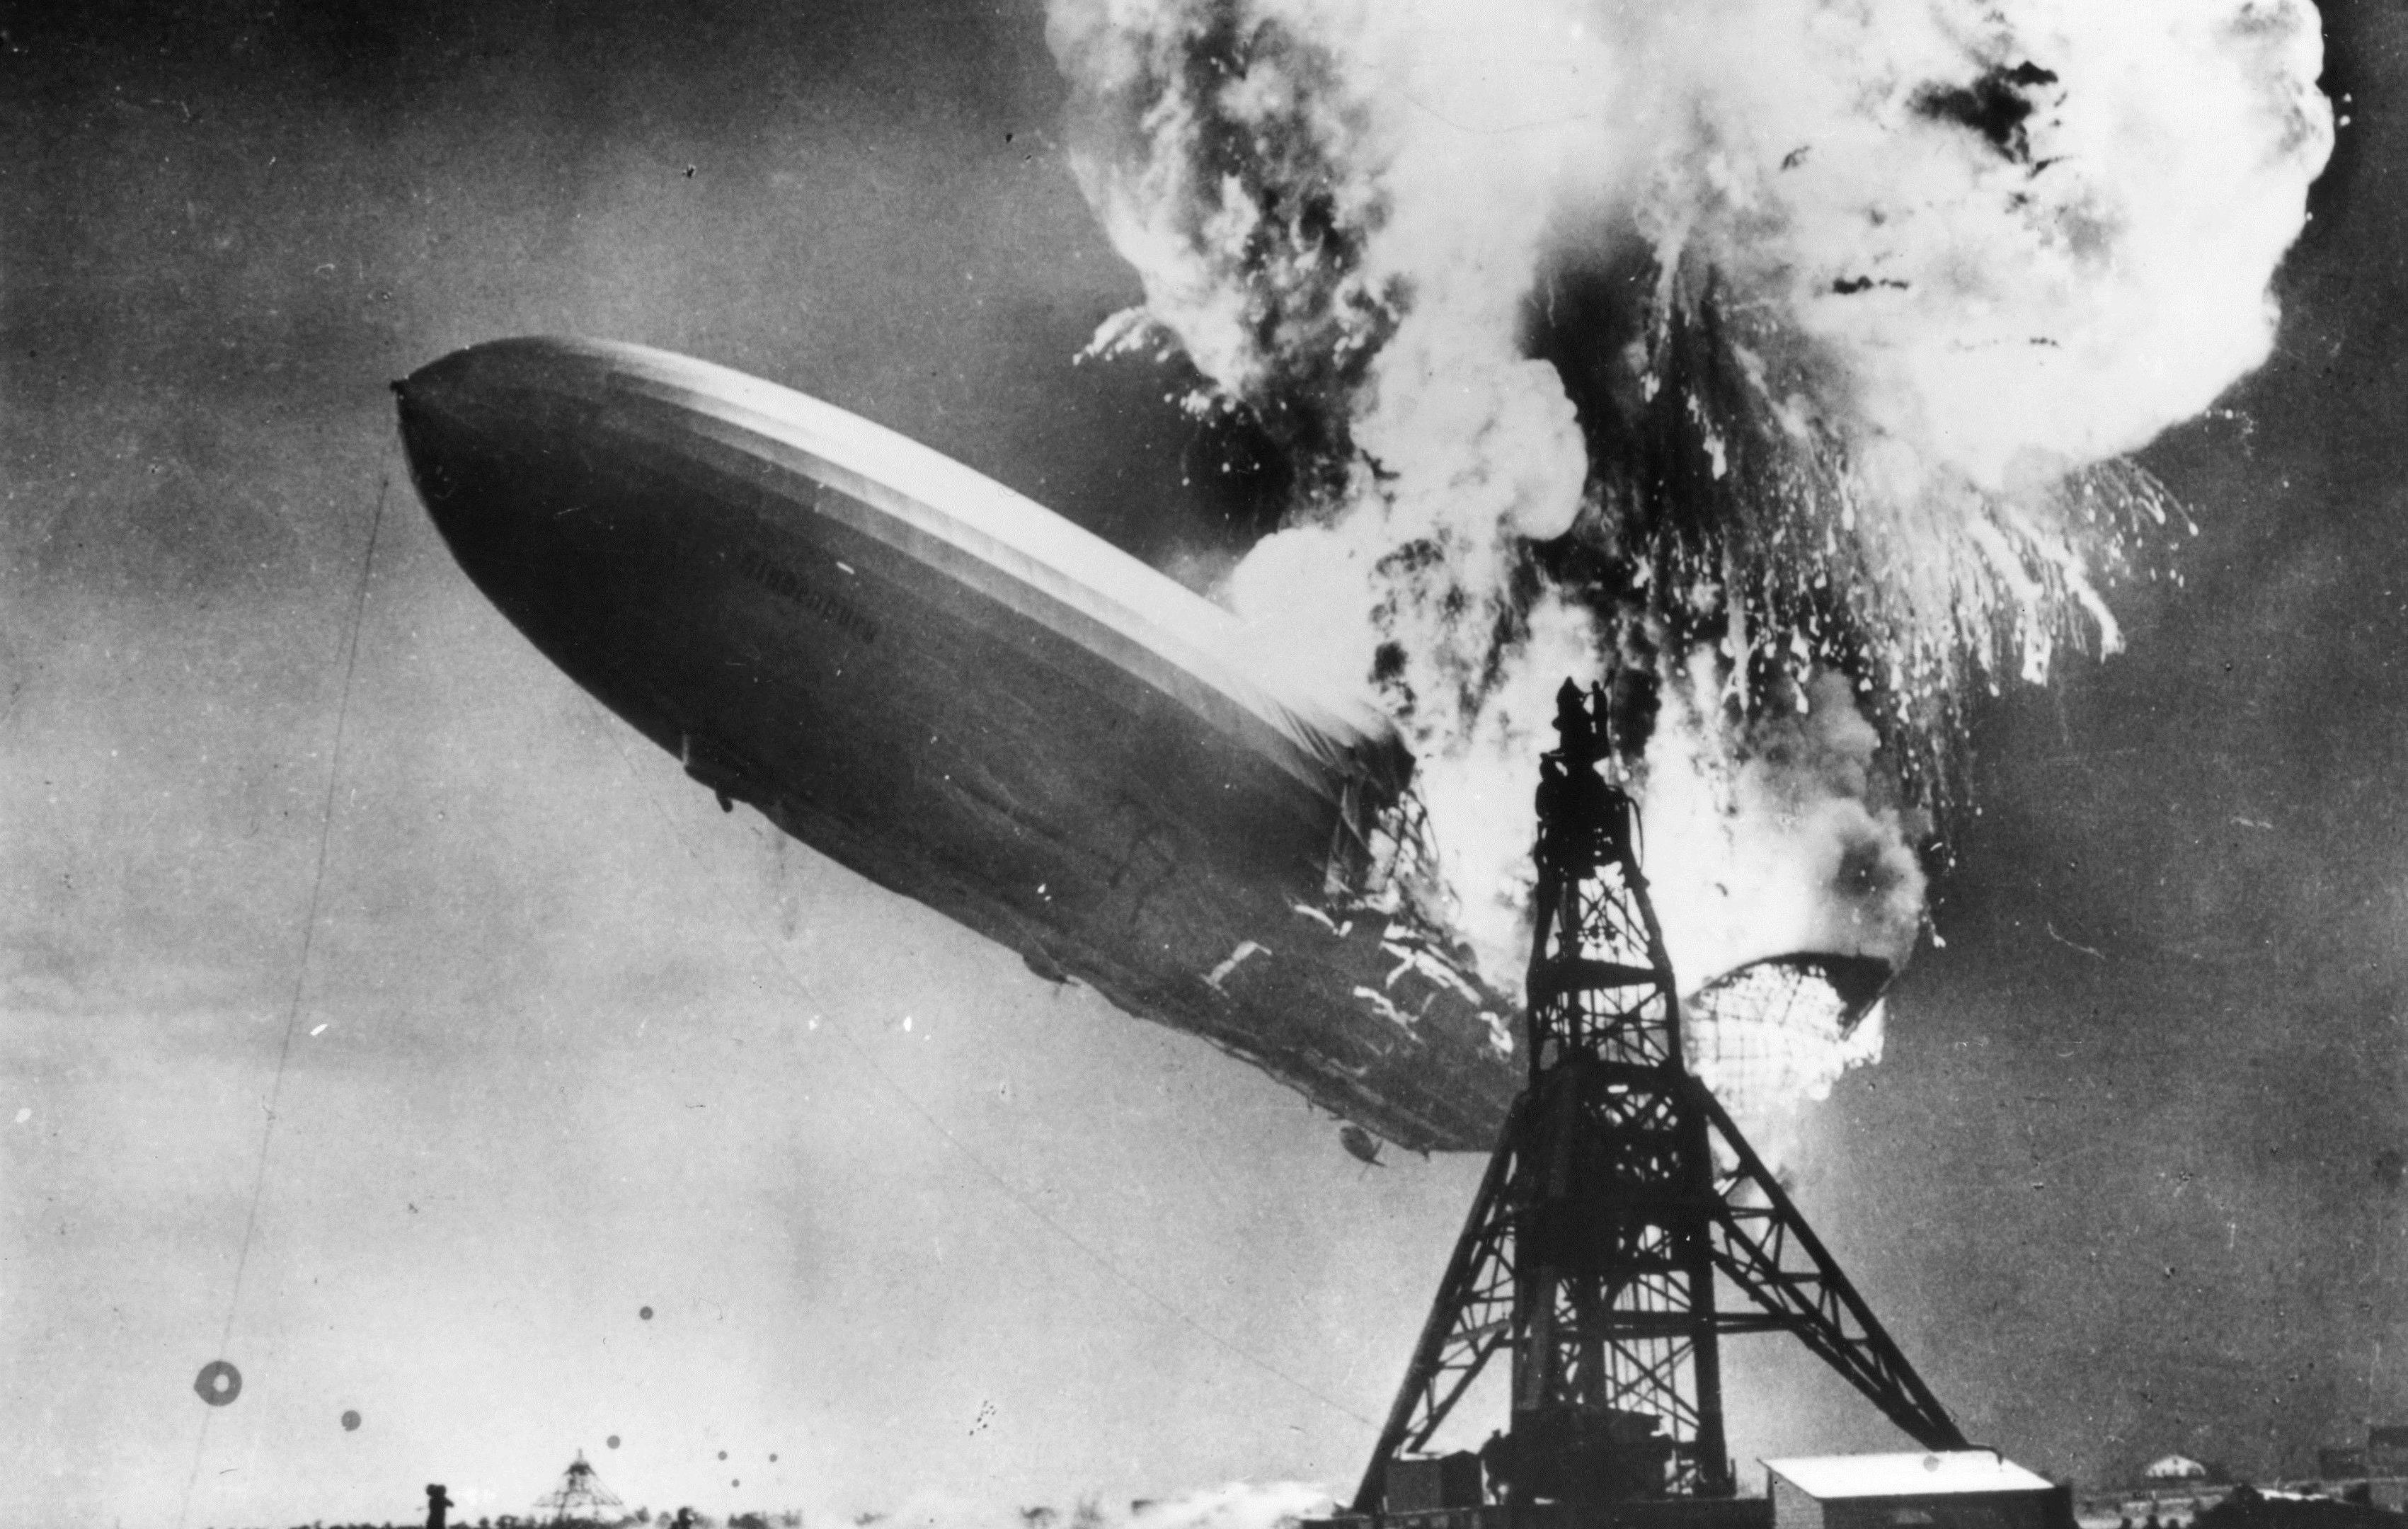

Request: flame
left=1048, top=0, right=2331, bottom=1100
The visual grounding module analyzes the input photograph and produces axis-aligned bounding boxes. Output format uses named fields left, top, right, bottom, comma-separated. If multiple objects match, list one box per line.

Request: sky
left=6, top=1, right=2408, bottom=1525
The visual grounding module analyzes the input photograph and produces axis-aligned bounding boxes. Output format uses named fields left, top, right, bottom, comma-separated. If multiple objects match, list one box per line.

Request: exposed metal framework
left=1353, top=682, right=1963, bottom=1514
left=532, top=1452, right=627, bottom=1527
left=1685, top=953, right=1892, bottom=1133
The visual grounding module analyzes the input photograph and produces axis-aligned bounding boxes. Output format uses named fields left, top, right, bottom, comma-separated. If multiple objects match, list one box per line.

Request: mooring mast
left=1353, top=681, right=1963, bottom=1517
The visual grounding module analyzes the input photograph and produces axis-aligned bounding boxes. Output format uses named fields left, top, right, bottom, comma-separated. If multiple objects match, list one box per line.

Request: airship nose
left=394, top=353, right=477, bottom=528
left=391, top=338, right=626, bottom=602
left=392, top=339, right=614, bottom=642
left=392, top=343, right=532, bottom=540
left=391, top=343, right=488, bottom=423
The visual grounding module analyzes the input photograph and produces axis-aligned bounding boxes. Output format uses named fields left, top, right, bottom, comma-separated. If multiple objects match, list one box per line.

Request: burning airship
left=394, top=336, right=1520, bottom=1152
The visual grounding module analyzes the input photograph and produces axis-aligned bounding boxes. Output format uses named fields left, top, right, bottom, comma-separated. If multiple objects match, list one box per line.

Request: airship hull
left=396, top=338, right=1518, bottom=1152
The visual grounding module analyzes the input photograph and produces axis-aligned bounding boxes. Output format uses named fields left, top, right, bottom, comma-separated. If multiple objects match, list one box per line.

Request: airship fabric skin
left=395, top=338, right=1518, bottom=1153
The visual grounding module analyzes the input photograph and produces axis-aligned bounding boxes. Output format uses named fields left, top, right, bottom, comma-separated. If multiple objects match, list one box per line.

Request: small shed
left=2369, top=1426, right=2408, bottom=1477
left=2318, top=1447, right=2368, bottom=1481
left=1765, top=1451, right=2071, bottom=1529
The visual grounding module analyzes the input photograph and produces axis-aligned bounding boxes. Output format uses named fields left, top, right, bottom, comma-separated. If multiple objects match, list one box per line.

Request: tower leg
left=1351, top=1102, right=1523, bottom=1514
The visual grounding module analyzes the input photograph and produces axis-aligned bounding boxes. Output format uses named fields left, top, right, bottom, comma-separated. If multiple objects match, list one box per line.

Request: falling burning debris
left=1047, top=0, right=2332, bottom=1097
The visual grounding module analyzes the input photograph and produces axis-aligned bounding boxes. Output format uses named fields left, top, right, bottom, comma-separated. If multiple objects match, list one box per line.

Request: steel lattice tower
left=1353, top=682, right=1964, bottom=1514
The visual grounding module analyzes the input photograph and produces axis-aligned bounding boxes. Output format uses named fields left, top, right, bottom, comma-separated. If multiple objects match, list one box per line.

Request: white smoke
left=1646, top=0, right=2331, bottom=493
left=1619, top=0, right=2331, bottom=703
left=1642, top=667, right=1927, bottom=989
left=1048, top=0, right=2330, bottom=1035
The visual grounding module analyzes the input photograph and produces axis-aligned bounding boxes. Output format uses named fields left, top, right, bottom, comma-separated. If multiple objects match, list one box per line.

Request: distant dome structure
left=532, top=1450, right=627, bottom=1526
left=2143, top=1455, right=2209, bottom=1482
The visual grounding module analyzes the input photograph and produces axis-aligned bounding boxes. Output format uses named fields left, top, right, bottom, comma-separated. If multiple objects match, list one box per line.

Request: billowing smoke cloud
left=1643, top=668, right=1927, bottom=985
left=1045, top=0, right=2331, bottom=1041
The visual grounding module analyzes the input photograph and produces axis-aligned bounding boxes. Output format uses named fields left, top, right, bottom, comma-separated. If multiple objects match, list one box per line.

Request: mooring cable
left=176, top=467, right=389, bottom=1529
